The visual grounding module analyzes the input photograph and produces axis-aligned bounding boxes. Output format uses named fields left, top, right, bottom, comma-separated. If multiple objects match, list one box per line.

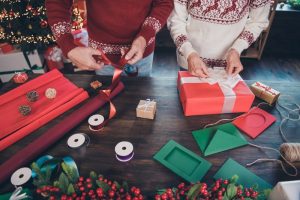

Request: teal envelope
left=214, top=158, right=272, bottom=190
left=154, top=140, right=212, bottom=183
left=192, top=123, right=248, bottom=156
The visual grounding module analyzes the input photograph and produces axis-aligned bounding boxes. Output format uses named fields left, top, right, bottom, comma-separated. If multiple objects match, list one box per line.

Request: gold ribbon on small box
left=137, top=99, right=155, bottom=112
left=255, top=82, right=277, bottom=97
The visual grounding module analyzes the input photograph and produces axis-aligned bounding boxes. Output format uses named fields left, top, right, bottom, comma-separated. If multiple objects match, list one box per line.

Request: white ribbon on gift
left=9, top=187, right=30, bottom=200
left=137, top=99, right=155, bottom=112
left=180, top=68, right=242, bottom=113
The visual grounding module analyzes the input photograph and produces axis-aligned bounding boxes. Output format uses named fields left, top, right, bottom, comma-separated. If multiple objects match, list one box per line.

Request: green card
left=214, top=158, right=272, bottom=190
left=153, top=140, right=212, bottom=183
left=192, top=123, right=248, bottom=156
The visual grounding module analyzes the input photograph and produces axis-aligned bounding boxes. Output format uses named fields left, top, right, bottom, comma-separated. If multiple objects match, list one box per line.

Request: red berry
left=79, top=177, right=84, bottom=182
left=36, top=189, right=41, bottom=194
left=80, top=196, right=85, bottom=200
left=203, top=191, right=208, bottom=196
left=82, top=192, right=87, bottom=196
left=131, top=186, right=137, bottom=193
left=98, top=176, right=103, bottom=181
left=246, top=192, right=250, bottom=197
left=155, top=194, right=161, bottom=200
left=108, top=180, right=112, bottom=185
left=180, top=190, right=185, bottom=195
left=87, top=183, right=92, bottom=188
left=178, top=183, right=185, bottom=189
left=161, top=193, right=167, bottom=200
left=111, top=184, right=117, bottom=190
left=86, top=178, right=92, bottom=183
left=126, top=195, right=132, bottom=200
left=80, top=187, right=85, bottom=191
left=50, top=196, right=56, bottom=200
left=218, top=196, right=222, bottom=200
left=133, top=197, right=138, bottom=200
left=119, top=188, right=125, bottom=193
left=104, top=179, right=108, bottom=183
left=78, top=182, right=83, bottom=187
left=61, top=195, right=67, bottom=200
left=96, top=188, right=103, bottom=193
left=108, top=190, right=115, bottom=197
left=67, top=197, right=72, bottom=200
left=138, top=194, right=144, bottom=200
left=134, top=188, right=141, bottom=196
left=223, top=180, right=229, bottom=185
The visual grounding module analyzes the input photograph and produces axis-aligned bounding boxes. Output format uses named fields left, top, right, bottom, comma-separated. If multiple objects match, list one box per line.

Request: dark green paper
left=214, top=158, right=272, bottom=190
left=192, top=123, right=248, bottom=156
left=153, top=140, right=212, bottom=183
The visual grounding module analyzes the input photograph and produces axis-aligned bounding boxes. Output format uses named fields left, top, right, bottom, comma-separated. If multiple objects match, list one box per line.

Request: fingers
left=227, top=62, right=243, bottom=76
left=125, top=46, right=137, bottom=61
left=127, top=52, right=143, bottom=65
left=233, top=63, right=243, bottom=76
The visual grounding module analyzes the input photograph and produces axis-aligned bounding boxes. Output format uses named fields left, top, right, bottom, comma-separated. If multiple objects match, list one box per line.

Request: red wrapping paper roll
left=0, top=81, right=124, bottom=184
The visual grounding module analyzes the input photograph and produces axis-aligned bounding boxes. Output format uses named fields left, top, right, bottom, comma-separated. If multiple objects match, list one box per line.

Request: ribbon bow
left=138, top=99, right=155, bottom=112
left=9, top=187, right=29, bottom=200
left=255, top=82, right=277, bottom=96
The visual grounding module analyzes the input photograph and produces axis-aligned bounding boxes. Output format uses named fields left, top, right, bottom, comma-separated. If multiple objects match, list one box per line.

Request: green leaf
left=230, top=175, right=239, bottom=184
left=156, top=189, right=166, bottom=195
left=113, top=181, right=121, bottom=190
left=71, top=167, right=79, bottom=183
left=245, top=198, right=252, bottom=200
left=58, top=173, right=69, bottom=193
left=96, top=180, right=109, bottom=192
left=122, top=181, right=129, bottom=192
left=67, top=184, right=75, bottom=195
left=223, top=196, right=229, bottom=200
left=90, top=171, right=97, bottom=180
left=263, top=189, right=272, bottom=198
left=45, top=166, right=52, bottom=184
left=187, top=183, right=201, bottom=200
left=225, top=183, right=237, bottom=199
left=252, top=183, right=259, bottom=190
left=31, top=162, right=45, bottom=180
left=53, top=181, right=60, bottom=187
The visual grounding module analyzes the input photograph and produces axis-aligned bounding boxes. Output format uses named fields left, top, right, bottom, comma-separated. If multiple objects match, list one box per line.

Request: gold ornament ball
left=28, top=24, right=32, bottom=29
left=45, top=88, right=57, bottom=99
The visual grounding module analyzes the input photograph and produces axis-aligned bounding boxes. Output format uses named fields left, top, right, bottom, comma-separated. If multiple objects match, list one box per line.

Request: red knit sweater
left=46, top=0, right=173, bottom=62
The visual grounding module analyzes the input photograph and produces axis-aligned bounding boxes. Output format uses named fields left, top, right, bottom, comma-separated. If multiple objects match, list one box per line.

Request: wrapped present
left=136, top=99, right=156, bottom=119
left=250, top=81, right=280, bottom=104
left=44, top=46, right=64, bottom=70
left=269, top=180, right=300, bottom=200
left=0, top=50, right=45, bottom=83
left=0, top=43, right=14, bottom=54
left=72, top=28, right=88, bottom=47
left=178, top=68, right=255, bottom=116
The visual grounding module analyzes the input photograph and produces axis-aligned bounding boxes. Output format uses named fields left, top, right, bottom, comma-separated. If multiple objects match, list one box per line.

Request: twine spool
left=280, top=143, right=300, bottom=162
left=115, top=141, right=134, bottom=162
left=88, top=114, right=105, bottom=131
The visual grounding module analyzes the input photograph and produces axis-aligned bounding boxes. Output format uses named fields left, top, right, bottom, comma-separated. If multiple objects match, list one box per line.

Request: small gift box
left=0, top=43, right=14, bottom=54
left=269, top=180, right=300, bottom=200
left=250, top=81, right=280, bottom=104
left=178, top=69, right=255, bottom=116
left=136, top=99, right=156, bottom=119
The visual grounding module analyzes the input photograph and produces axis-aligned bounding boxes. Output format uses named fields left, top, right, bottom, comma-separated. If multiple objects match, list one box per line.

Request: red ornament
left=13, top=72, right=28, bottom=84
left=9, top=11, right=14, bottom=18
left=40, top=20, right=48, bottom=28
left=26, top=5, right=33, bottom=11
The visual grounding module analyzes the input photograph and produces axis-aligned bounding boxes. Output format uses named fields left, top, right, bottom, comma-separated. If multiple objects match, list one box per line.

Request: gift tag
left=233, top=107, right=276, bottom=138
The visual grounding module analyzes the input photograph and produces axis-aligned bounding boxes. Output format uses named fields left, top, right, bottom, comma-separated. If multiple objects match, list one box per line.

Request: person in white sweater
left=168, top=0, right=271, bottom=78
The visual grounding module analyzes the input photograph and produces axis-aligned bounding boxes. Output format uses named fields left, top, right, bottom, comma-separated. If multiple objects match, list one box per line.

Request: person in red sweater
left=46, top=0, right=173, bottom=76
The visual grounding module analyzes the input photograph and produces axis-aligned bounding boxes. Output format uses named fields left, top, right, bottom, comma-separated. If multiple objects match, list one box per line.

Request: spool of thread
left=67, top=133, right=90, bottom=158
left=115, top=141, right=134, bottom=162
left=88, top=114, right=104, bottom=131
left=10, top=167, right=32, bottom=186
left=280, top=143, right=300, bottom=162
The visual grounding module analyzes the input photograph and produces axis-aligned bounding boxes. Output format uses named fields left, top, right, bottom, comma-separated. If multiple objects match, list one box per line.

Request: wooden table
left=0, top=74, right=300, bottom=198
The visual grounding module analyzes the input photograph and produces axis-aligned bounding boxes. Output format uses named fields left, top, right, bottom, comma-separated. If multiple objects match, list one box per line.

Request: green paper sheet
left=192, top=123, right=248, bottom=156
left=214, top=158, right=272, bottom=190
left=154, top=140, right=212, bottom=183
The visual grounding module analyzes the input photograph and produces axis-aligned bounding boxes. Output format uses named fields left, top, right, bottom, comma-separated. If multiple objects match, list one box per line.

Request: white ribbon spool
left=10, top=167, right=32, bottom=186
left=115, top=141, right=134, bottom=162
left=67, top=133, right=89, bottom=148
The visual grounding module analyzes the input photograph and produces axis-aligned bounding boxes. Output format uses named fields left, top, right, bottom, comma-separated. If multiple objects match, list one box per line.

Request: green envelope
left=214, top=158, right=272, bottom=190
left=192, top=123, right=248, bottom=156
left=154, top=140, right=212, bottom=183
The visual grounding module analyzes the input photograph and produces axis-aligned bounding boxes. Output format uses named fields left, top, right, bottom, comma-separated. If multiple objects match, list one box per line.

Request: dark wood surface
left=0, top=74, right=300, bottom=198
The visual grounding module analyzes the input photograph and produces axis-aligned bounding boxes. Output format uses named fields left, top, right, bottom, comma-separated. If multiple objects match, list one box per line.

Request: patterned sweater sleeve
left=167, top=0, right=197, bottom=61
left=137, top=0, right=174, bottom=47
left=231, top=0, right=271, bottom=54
left=45, top=0, right=77, bottom=57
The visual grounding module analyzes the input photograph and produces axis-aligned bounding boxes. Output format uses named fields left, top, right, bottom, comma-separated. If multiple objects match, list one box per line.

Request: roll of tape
left=10, top=167, right=32, bottom=186
left=67, top=133, right=89, bottom=148
left=88, top=114, right=105, bottom=131
left=115, top=141, right=134, bottom=162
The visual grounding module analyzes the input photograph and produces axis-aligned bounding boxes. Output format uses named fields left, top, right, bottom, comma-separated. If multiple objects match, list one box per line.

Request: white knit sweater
left=167, top=0, right=271, bottom=69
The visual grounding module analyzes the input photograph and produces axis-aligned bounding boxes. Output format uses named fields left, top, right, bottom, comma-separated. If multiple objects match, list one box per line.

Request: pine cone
left=19, top=105, right=31, bottom=116
left=26, top=90, right=39, bottom=102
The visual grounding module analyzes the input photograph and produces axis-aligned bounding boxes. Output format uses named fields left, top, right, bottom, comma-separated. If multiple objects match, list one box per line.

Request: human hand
left=187, top=52, right=208, bottom=78
left=125, top=36, right=147, bottom=65
left=67, top=47, right=104, bottom=71
left=226, top=48, right=243, bottom=76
